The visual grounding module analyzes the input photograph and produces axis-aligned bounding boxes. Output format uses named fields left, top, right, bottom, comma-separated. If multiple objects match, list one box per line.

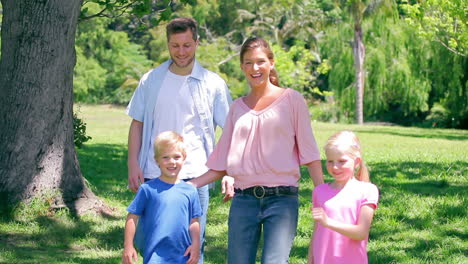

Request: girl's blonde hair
left=154, top=131, right=187, bottom=160
left=324, top=130, right=370, bottom=182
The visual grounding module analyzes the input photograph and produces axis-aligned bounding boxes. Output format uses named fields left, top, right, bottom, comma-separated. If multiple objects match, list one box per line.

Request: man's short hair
left=166, top=17, right=198, bottom=41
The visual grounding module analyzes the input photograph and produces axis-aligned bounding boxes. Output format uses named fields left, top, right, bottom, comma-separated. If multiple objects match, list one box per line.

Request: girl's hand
left=312, top=207, right=329, bottom=227
left=184, top=244, right=200, bottom=264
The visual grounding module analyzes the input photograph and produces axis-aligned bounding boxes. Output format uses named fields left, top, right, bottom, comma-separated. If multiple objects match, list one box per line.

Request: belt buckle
left=253, top=186, right=265, bottom=198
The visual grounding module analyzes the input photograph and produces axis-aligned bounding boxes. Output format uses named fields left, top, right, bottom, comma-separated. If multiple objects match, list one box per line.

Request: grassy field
left=0, top=104, right=467, bottom=264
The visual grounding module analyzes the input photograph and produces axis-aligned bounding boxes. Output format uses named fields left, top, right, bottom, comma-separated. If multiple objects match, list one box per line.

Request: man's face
left=167, top=30, right=198, bottom=70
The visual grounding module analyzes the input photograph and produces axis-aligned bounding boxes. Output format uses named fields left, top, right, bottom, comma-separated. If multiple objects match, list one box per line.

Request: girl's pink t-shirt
left=312, top=178, right=379, bottom=264
left=206, top=88, right=321, bottom=189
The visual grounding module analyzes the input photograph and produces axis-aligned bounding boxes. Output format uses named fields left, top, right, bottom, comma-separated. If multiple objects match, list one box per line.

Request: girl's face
left=325, top=147, right=360, bottom=183
left=240, top=47, right=274, bottom=89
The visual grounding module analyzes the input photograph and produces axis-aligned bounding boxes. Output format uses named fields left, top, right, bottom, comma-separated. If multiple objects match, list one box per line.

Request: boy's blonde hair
left=154, top=131, right=187, bottom=160
left=324, top=130, right=370, bottom=182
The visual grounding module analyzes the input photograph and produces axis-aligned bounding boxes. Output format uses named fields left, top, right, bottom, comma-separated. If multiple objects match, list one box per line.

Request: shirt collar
left=188, top=59, right=203, bottom=81
left=166, top=59, right=203, bottom=81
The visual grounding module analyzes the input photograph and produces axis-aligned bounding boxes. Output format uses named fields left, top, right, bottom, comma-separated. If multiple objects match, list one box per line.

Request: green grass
left=1, top=104, right=467, bottom=263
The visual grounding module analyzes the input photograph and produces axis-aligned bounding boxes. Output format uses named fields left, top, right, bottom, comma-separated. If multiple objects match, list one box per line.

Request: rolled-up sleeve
left=292, top=91, right=321, bottom=164
left=126, top=73, right=149, bottom=122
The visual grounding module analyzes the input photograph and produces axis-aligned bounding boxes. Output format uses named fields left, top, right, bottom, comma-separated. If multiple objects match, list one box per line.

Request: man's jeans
left=227, top=193, right=299, bottom=264
left=197, top=184, right=209, bottom=264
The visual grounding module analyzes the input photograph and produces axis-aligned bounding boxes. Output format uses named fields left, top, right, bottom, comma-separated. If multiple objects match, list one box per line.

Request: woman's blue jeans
left=227, top=193, right=299, bottom=264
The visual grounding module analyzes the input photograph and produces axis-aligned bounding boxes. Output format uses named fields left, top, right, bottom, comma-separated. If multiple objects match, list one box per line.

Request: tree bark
left=353, top=22, right=365, bottom=125
left=0, top=0, right=106, bottom=216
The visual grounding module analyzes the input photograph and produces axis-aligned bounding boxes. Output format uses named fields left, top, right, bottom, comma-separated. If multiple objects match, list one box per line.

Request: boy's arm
left=122, top=213, right=139, bottom=264
left=312, top=205, right=376, bottom=241
left=184, top=218, right=200, bottom=264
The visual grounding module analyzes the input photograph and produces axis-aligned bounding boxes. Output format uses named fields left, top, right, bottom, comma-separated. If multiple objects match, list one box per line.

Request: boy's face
left=155, top=146, right=185, bottom=183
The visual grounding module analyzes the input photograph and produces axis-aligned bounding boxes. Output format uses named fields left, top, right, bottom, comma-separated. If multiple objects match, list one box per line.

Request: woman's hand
left=221, top=176, right=235, bottom=202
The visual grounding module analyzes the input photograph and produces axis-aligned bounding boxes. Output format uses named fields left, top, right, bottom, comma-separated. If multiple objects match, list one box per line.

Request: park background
left=71, top=0, right=467, bottom=128
left=0, top=0, right=467, bottom=263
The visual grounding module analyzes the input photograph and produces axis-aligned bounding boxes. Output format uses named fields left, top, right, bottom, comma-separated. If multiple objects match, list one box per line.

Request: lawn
left=0, top=104, right=467, bottom=264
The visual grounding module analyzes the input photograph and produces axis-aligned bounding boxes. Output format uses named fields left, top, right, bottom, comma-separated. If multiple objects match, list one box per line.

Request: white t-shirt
left=144, top=70, right=208, bottom=179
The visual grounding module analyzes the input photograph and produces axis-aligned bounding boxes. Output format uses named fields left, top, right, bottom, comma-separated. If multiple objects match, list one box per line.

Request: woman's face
left=240, top=47, right=274, bottom=89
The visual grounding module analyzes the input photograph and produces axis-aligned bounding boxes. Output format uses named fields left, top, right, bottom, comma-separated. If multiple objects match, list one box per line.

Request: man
left=126, top=17, right=232, bottom=263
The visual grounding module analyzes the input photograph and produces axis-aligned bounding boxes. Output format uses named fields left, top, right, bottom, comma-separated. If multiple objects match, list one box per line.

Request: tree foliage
left=74, top=3, right=152, bottom=104
left=69, top=0, right=467, bottom=128
left=400, top=0, right=467, bottom=57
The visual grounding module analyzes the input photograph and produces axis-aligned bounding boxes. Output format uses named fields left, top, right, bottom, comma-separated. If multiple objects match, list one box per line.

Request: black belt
left=234, top=186, right=298, bottom=198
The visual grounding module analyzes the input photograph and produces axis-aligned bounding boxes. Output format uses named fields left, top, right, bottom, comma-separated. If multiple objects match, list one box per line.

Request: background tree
left=332, top=0, right=394, bottom=124
left=0, top=0, right=193, bottom=216
left=68, top=0, right=465, bottom=127
left=0, top=0, right=104, bottom=216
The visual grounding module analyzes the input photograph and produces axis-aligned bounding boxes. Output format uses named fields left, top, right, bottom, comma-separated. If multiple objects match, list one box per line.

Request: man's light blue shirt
left=126, top=59, right=232, bottom=174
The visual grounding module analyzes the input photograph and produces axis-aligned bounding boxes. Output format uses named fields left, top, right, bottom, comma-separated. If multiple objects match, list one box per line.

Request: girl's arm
left=312, top=205, right=376, bottom=241
left=305, top=160, right=324, bottom=187
left=189, top=169, right=227, bottom=188
left=184, top=218, right=201, bottom=264
left=122, top=213, right=139, bottom=264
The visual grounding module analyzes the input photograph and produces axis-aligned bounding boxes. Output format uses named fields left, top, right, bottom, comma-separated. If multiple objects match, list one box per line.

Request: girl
left=190, top=37, right=324, bottom=264
left=308, top=130, right=379, bottom=264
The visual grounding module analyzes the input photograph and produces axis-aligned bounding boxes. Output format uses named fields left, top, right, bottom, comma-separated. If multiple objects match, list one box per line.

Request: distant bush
left=73, top=112, right=92, bottom=148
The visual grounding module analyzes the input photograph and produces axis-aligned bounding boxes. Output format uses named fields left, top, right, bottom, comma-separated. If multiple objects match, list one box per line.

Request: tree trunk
left=353, top=22, right=366, bottom=125
left=0, top=0, right=106, bottom=216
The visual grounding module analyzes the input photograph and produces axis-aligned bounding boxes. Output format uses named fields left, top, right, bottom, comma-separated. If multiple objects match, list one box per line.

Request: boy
left=122, top=131, right=202, bottom=264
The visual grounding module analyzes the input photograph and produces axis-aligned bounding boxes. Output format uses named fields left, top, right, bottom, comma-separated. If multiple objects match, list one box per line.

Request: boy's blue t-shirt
left=127, top=178, right=202, bottom=264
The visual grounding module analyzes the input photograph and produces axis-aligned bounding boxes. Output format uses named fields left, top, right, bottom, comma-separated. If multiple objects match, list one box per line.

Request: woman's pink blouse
left=206, top=88, right=320, bottom=189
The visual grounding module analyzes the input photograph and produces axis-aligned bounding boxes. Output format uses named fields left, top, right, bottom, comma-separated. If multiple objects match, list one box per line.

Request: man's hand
left=221, top=176, right=235, bottom=202
left=127, top=119, right=144, bottom=193
left=128, top=163, right=144, bottom=193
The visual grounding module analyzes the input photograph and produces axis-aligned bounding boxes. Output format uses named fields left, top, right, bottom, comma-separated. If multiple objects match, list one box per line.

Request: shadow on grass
left=77, top=143, right=135, bottom=203
left=0, top=214, right=124, bottom=264
left=353, top=126, right=468, bottom=141
left=3, top=142, right=465, bottom=263
left=372, top=161, right=467, bottom=197
left=369, top=160, right=466, bottom=263
left=295, top=159, right=467, bottom=263
left=0, top=143, right=131, bottom=264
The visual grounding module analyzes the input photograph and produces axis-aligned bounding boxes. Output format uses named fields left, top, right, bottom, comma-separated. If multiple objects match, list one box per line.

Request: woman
left=190, top=37, right=323, bottom=264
